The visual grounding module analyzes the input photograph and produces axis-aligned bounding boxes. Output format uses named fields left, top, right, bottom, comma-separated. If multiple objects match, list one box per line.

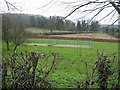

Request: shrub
left=77, top=51, right=119, bottom=89
left=2, top=51, right=62, bottom=89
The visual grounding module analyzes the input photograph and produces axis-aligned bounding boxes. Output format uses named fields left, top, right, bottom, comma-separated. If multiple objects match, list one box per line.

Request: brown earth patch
left=25, top=43, right=91, bottom=48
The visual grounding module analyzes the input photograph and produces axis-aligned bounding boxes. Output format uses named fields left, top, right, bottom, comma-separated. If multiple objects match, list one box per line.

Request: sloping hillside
left=53, top=33, right=118, bottom=40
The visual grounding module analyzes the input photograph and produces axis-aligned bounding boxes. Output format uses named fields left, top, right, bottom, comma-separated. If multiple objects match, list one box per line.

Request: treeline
left=76, top=20, right=100, bottom=32
left=2, top=13, right=119, bottom=37
left=2, top=13, right=102, bottom=32
left=103, top=26, right=120, bottom=38
left=23, top=14, right=101, bottom=32
left=16, top=14, right=76, bottom=31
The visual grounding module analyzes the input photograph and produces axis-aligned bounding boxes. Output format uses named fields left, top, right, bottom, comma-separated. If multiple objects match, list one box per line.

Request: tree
left=64, top=20, right=75, bottom=31
left=10, top=14, right=26, bottom=51
left=62, top=0, right=120, bottom=23
left=81, top=20, right=89, bottom=32
left=47, top=16, right=55, bottom=32
left=56, top=16, right=65, bottom=30
left=76, top=20, right=81, bottom=31
left=36, top=16, right=42, bottom=28
left=2, top=14, right=26, bottom=51
left=30, top=16, right=36, bottom=27
left=2, top=14, right=12, bottom=51
left=90, top=21, right=100, bottom=32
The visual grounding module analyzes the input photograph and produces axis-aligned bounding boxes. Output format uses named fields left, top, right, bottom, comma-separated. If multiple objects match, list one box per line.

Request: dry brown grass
left=52, top=33, right=118, bottom=40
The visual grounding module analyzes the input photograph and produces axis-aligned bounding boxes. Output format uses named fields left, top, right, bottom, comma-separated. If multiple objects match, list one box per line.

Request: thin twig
left=4, top=0, right=22, bottom=11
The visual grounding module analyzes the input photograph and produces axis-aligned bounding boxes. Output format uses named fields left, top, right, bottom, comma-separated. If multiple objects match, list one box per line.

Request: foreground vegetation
left=2, top=40, right=119, bottom=88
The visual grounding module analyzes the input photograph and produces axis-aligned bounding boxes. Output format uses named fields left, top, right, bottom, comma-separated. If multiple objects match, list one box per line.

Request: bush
left=77, top=51, right=119, bottom=89
left=2, top=51, right=62, bottom=89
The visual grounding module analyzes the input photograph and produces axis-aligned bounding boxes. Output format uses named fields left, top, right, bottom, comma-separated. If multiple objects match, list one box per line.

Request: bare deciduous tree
left=2, top=14, right=11, bottom=51
left=39, top=0, right=119, bottom=25
left=61, top=0, right=120, bottom=22
left=2, top=14, right=26, bottom=51
left=3, top=0, right=22, bottom=11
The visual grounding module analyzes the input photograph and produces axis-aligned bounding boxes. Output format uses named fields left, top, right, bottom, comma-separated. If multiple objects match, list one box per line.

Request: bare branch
left=90, top=6, right=106, bottom=21
left=83, top=3, right=110, bottom=13
left=40, top=0, right=55, bottom=9
left=4, top=0, right=10, bottom=11
left=63, top=1, right=111, bottom=19
left=110, top=10, right=117, bottom=20
left=109, top=1, right=120, bottom=14
left=101, top=18, right=119, bottom=29
left=99, top=9, right=115, bottom=22
left=77, top=4, right=112, bottom=21
left=62, top=0, right=119, bottom=24
left=63, top=2, right=92, bottom=19
left=60, top=1, right=81, bottom=5
left=4, top=0, right=22, bottom=11
left=109, top=18, right=119, bottom=25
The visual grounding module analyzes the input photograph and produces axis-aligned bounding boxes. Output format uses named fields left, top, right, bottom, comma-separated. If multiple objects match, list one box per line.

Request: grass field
left=2, top=38, right=119, bottom=87
left=25, top=27, right=69, bottom=34
left=26, top=38, right=92, bottom=46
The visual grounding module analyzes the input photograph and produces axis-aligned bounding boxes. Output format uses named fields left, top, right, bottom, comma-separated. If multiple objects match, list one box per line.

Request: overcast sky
left=0, top=0, right=119, bottom=24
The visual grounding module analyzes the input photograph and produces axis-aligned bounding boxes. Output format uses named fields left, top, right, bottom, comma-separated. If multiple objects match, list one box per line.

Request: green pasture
left=2, top=38, right=119, bottom=88
left=26, top=38, right=91, bottom=46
